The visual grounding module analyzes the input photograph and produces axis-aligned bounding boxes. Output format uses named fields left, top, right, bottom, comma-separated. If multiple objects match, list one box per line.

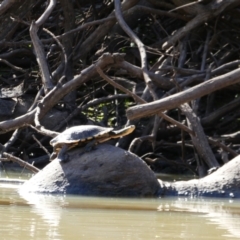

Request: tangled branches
left=0, top=0, right=240, bottom=177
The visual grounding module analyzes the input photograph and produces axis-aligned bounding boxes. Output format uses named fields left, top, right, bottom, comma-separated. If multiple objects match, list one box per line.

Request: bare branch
left=2, top=152, right=40, bottom=173
left=76, top=0, right=140, bottom=60
left=0, top=0, right=15, bottom=15
left=32, top=134, right=50, bottom=157
left=163, top=0, right=237, bottom=50
left=0, top=53, right=115, bottom=133
left=35, top=0, right=56, bottom=27
left=127, top=67, right=240, bottom=120
left=0, top=58, right=26, bottom=72
left=180, top=103, right=219, bottom=169
left=114, top=0, right=158, bottom=100
left=30, top=21, right=54, bottom=93
left=97, top=67, right=194, bottom=136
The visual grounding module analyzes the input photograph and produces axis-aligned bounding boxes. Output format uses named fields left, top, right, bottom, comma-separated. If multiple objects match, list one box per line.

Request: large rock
left=20, top=144, right=160, bottom=197
left=163, top=155, right=240, bottom=198
left=20, top=144, right=240, bottom=198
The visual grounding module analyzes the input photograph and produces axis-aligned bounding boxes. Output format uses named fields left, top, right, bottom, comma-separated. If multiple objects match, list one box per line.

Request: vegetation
left=0, top=0, right=240, bottom=177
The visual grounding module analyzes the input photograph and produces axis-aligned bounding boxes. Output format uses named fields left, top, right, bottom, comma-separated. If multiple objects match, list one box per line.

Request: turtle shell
left=50, top=125, right=114, bottom=148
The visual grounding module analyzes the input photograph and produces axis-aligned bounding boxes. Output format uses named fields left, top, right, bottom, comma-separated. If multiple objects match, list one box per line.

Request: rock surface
left=20, top=144, right=240, bottom=198
left=20, top=144, right=160, bottom=197
left=164, top=155, right=240, bottom=198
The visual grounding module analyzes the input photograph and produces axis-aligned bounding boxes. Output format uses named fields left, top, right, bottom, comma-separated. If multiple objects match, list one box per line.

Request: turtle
left=49, top=124, right=135, bottom=162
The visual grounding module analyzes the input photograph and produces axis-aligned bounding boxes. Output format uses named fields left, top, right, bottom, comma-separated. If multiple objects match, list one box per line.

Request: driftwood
left=0, top=0, right=240, bottom=183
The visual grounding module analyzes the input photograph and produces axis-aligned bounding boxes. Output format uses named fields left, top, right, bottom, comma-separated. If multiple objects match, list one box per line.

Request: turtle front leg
left=84, top=139, right=98, bottom=152
left=56, top=145, right=69, bottom=163
left=77, top=139, right=98, bottom=157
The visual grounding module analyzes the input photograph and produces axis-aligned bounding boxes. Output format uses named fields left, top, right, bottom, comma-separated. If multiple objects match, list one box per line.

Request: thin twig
left=33, top=103, right=59, bottom=138
left=0, top=58, right=26, bottom=72
left=43, top=27, right=68, bottom=79
left=2, top=152, right=40, bottom=173
left=4, top=128, right=21, bottom=151
left=32, top=134, right=51, bottom=156
left=208, top=137, right=238, bottom=157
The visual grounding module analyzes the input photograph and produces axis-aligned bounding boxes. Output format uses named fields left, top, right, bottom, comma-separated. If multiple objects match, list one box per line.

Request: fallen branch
left=126, top=67, right=240, bottom=120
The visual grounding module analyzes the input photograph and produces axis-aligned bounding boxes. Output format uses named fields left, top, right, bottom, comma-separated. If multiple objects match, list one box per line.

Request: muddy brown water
left=0, top=173, right=240, bottom=240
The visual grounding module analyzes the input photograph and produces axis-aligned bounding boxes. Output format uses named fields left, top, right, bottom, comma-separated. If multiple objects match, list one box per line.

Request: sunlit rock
left=20, top=144, right=160, bottom=197
left=164, top=155, right=240, bottom=198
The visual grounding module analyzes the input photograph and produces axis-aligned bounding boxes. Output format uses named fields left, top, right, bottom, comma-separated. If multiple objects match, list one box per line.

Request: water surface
left=0, top=180, right=240, bottom=240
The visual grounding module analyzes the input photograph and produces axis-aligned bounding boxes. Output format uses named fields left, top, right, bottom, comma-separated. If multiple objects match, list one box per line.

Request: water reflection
left=173, top=199, right=240, bottom=239
left=1, top=184, right=240, bottom=240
